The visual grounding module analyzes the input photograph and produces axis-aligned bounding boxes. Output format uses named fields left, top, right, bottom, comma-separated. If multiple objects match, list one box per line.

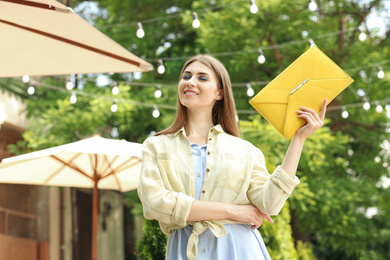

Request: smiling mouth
left=184, top=91, right=198, bottom=95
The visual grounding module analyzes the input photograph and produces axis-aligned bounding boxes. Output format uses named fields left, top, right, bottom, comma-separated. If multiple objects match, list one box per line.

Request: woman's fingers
left=231, top=205, right=272, bottom=229
left=319, top=98, right=328, bottom=121
left=261, top=212, right=274, bottom=224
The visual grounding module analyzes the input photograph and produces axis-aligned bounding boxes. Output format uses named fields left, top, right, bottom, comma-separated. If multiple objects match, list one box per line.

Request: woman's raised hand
left=295, top=99, right=327, bottom=140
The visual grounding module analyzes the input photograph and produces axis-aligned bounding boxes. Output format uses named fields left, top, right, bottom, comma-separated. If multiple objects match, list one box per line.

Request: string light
left=66, top=77, right=74, bottom=90
left=152, top=105, right=160, bottom=118
left=249, top=0, right=258, bottom=14
left=112, top=82, right=119, bottom=95
left=136, top=22, right=145, bottom=38
left=110, top=100, right=118, bottom=112
left=192, top=12, right=200, bottom=29
left=377, top=66, right=385, bottom=79
left=246, top=83, right=255, bottom=97
left=145, top=28, right=368, bottom=63
left=363, top=98, right=371, bottom=111
left=154, top=85, right=162, bottom=99
left=376, top=103, right=383, bottom=113
left=257, top=49, right=265, bottom=64
left=308, top=0, right=317, bottom=11
left=70, top=92, right=77, bottom=104
left=358, top=30, right=367, bottom=41
left=341, top=106, right=349, bottom=119
left=157, top=59, right=166, bottom=74
left=17, top=78, right=390, bottom=121
left=27, top=84, right=35, bottom=95
left=22, top=75, right=30, bottom=83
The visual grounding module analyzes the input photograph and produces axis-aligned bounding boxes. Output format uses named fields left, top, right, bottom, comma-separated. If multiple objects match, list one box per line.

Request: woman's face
left=178, top=61, right=222, bottom=111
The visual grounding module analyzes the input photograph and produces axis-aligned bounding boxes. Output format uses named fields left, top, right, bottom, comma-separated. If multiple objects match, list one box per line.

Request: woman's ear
left=217, top=90, right=224, bottom=100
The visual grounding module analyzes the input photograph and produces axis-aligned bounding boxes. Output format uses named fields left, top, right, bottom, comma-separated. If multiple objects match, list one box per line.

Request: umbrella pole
left=92, top=181, right=98, bottom=260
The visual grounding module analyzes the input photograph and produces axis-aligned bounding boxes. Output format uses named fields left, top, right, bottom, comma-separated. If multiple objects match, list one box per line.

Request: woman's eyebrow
left=184, top=70, right=210, bottom=76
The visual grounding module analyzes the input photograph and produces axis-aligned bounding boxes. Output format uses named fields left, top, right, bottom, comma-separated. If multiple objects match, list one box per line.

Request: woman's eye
left=182, top=74, right=191, bottom=79
left=199, top=76, right=208, bottom=81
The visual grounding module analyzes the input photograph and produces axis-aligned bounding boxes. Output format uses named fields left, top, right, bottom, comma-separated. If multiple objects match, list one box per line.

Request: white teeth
left=185, top=91, right=197, bottom=95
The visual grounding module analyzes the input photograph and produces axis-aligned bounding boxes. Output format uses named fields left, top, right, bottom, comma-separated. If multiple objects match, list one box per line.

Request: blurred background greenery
left=1, top=0, right=389, bottom=259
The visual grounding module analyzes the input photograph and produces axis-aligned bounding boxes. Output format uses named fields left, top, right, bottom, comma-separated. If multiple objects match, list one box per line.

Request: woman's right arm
left=138, top=139, right=272, bottom=229
left=138, top=140, right=195, bottom=227
left=187, top=200, right=273, bottom=229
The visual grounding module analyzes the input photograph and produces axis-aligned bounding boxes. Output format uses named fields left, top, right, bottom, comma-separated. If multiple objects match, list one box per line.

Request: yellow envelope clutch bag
left=249, top=45, right=354, bottom=139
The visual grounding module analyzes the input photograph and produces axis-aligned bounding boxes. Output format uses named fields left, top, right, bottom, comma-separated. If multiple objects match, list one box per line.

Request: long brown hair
left=155, top=55, right=240, bottom=137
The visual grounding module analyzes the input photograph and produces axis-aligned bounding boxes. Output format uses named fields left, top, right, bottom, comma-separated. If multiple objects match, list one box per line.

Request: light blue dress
left=166, top=143, right=271, bottom=260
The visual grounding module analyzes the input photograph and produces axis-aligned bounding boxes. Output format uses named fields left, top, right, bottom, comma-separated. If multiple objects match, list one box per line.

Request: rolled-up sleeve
left=137, top=139, right=194, bottom=227
left=247, top=150, right=300, bottom=216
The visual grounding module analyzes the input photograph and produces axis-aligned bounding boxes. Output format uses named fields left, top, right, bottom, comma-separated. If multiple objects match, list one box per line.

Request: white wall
left=0, top=91, right=28, bottom=129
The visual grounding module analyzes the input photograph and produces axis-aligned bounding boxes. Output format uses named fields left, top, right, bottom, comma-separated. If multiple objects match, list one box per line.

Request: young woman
left=138, top=55, right=327, bottom=260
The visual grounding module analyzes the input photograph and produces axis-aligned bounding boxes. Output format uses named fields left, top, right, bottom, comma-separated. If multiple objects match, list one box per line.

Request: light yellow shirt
left=138, top=124, right=300, bottom=259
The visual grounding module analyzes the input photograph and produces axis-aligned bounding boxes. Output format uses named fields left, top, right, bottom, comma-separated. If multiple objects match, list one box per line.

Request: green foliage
left=296, top=241, right=317, bottom=260
left=135, top=219, right=167, bottom=260
left=260, top=202, right=299, bottom=260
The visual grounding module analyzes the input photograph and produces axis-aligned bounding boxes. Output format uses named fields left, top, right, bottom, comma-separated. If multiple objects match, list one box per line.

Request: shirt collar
left=174, top=124, right=224, bottom=137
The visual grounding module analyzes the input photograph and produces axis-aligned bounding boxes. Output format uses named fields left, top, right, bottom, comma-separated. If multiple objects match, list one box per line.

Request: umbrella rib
left=102, top=154, right=122, bottom=191
left=102, top=157, right=142, bottom=181
left=1, top=0, right=70, bottom=13
left=45, top=153, right=82, bottom=183
left=50, top=155, right=92, bottom=181
left=101, top=155, right=119, bottom=177
left=89, top=153, right=98, bottom=177
left=0, top=19, right=141, bottom=67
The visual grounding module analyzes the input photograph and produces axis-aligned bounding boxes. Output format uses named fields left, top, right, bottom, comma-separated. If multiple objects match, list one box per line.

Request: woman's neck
left=185, top=109, right=214, bottom=146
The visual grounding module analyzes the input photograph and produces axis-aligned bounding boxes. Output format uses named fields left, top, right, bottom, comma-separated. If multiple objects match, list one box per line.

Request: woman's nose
left=187, top=77, right=196, bottom=87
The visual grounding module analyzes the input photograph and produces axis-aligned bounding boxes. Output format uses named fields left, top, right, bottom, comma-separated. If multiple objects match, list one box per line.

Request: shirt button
left=207, top=151, right=211, bottom=155
left=197, top=173, right=201, bottom=177
left=196, top=153, right=200, bottom=156
left=210, top=129, right=213, bottom=132
left=209, top=138, right=212, bottom=141
left=206, top=168, right=210, bottom=172
left=202, top=190, right=206, bottom=193
left=201, top=249, right=206, bottom=253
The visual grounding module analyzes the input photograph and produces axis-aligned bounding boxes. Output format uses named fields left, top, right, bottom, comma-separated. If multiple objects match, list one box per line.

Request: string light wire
left=21, top=80, right=390, bottom=117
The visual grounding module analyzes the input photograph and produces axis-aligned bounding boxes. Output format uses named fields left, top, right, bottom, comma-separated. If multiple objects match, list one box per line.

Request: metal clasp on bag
left=289, top=79, right=308, bottom=95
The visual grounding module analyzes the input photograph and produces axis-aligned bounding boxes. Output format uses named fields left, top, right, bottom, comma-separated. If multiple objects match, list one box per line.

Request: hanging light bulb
left=152, top=105, right=160, bottom=118
left=246, top=83, right=255, bottom=97
left=308, top=0, right=317, bottom=11
left=27, top=84, right=35, bottom=95
left=157, top=59, right=165, bottom=74
left=192, top=12, right=200, bottom=29
left=308, top=38, right=316, bottom=47
left=66, top=80, right=74, bottom=90
left=257, top=49, right=265, bottom=64
left=70, top=92, right=77, bottom=104
left=363, top=99, right=370, bottom=111
left=358, top=30, right=367, bottom=41
left=154, top=85, right=162, bottom=99
left=249, top=0, right=258, bottom=14
left=136, top=22, right=145, bottom=38
left=112, top=82, right=119, bottom=95
left=111, top=100, right=118, bottom=112
left=377, top=66, right=385, bottom=79
left=376, top=104, right=383, bottom=113
left=22, top=75, right=30, bottom=83
left=341, top=107, right=349, bottom=119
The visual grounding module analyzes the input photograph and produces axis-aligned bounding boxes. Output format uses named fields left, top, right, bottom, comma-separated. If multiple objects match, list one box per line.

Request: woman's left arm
left=281, top=99, right=327, bottom=179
